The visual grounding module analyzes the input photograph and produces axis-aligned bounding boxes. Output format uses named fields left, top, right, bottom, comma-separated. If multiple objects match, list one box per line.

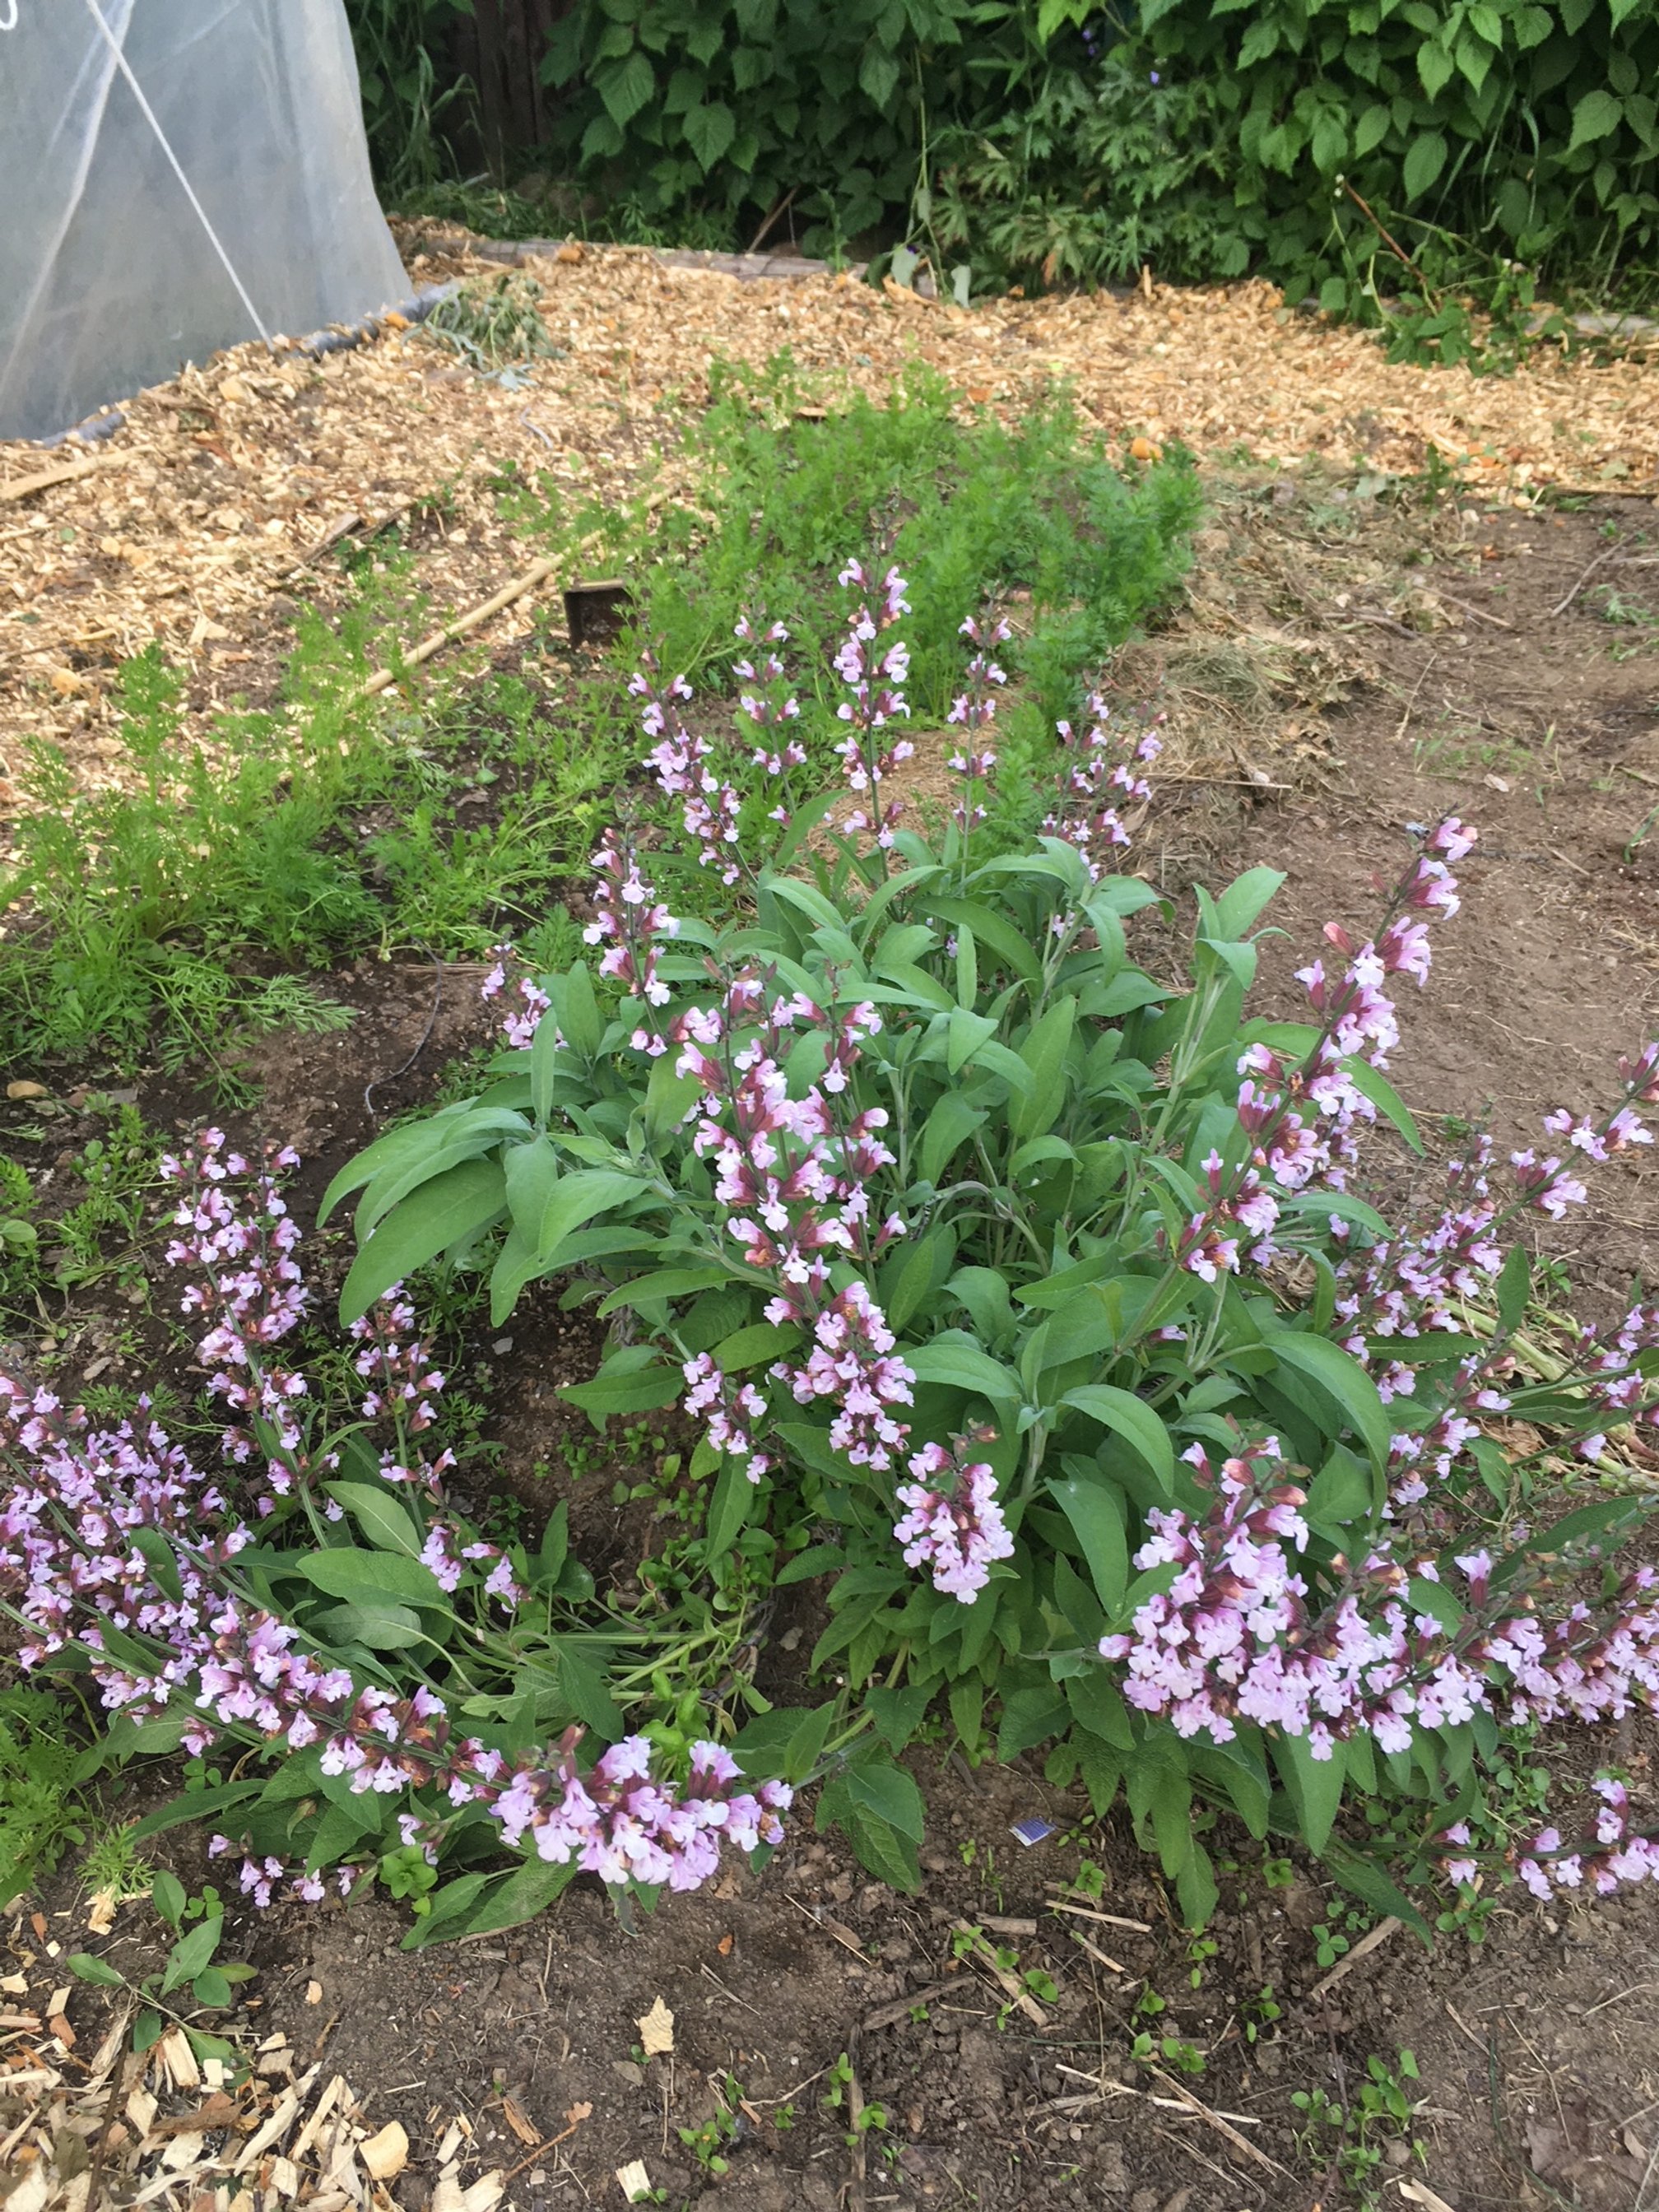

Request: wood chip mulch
left=2, top=1898, right=511, bottom=2212
left=2, top=234, right=1656, bottom=817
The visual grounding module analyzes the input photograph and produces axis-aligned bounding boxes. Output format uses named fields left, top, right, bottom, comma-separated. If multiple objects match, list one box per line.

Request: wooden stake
left=1, top=453, right=128, bottom=504
left=358, top=556, right=557, bottom=697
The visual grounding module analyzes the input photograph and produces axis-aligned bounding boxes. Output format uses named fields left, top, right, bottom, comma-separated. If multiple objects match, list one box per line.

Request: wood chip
left=146, top=2093, right=238, bottom=2139
left=155, top=2027, right=199, bottom=2091
left=500, top=2094, right=539, bottom=2146
left=636, top=1996, right=675, bottom=2057
left=290, top=2070, right=347, bottom=2161
left=430, top=2170, right=504, bottom=2212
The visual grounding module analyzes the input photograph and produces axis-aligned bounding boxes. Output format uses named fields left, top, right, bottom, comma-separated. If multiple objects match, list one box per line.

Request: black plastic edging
left=35, top=282, right=462, bottom=448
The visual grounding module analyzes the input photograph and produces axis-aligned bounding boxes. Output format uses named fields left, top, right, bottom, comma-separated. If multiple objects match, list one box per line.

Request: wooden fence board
left=468, top=0, right=578, bottom=174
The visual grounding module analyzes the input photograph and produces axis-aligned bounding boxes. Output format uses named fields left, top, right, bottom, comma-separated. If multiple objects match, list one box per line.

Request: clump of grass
left=0, top=598, right=609, bottom=1089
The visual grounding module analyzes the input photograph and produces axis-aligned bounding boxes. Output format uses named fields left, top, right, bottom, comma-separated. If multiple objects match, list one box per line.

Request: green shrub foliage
left=936, top=0, right=1659, bottom=323
left=501, top=2, right=1659, bottom=324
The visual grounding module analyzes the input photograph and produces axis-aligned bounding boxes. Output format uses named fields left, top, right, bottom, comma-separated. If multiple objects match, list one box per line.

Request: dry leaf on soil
left=1396, top=2182, right=1462, bottom=2212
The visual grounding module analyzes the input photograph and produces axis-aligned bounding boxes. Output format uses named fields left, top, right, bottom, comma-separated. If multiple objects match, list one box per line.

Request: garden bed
left=9, top=233, right=1659, bottom=2203
left=4, top=458, right=1659, bottom=2212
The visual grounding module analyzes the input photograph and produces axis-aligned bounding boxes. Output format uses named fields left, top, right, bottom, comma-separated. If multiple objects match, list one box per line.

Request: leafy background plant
left=348, top=0, right=1659, bottom=350
left=934, top=0, right=1659, bottom=360
left=349, top=0, right=478, bottom=198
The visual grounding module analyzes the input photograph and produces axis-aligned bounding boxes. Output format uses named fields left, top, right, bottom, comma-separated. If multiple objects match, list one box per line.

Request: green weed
left=0, top=1686, right=88, bottom=1908
left=0, top=597, right=611, bottom=1088
left=78, top=1823, right=158, bottom=1905
left=68, top=1874, right=255, bottom=2067
left=1291, top=2050, right=1421, bottom=2205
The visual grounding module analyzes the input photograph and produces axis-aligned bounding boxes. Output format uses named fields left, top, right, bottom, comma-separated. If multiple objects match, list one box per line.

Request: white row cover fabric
left=0, top=0, right=407, bottom=440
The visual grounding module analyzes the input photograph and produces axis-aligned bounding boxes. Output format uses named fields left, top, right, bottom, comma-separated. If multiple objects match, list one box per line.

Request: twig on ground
left=844, top=2048, right=868, bottom=2212
left=950, top=1921, right=1048, bottom=2025
left=364, top=952, right=444, bottom=1118
left=1432, top=588, right=1513, bottom=630
left=358, top=556, right=557, bottom=697
left=1044, top=1894, right=1153, bottom=1934
left=1346, top=610, right=1427, bottom=639
left=699, top=1963, right=764, bottom=2019
left=1636, top=2121, right=1659, bottom=2212
left=1154, top=2118, right=1250, bottom=2193
left=1395, top=649, right=1439, bottom=743
left=81, top=2005, right=133, bottom=2212
left=1306, top=1914, right=1402, bottom=2002
left=748, top=187, right=798, bottom=254
left=1550, top=537, right=1624, bottom=618
left=1341, top=180, right=1434, bottom=295
left=857, top=1978, right=968, bottom=2033
left=1062, top=1924, right=1125, bottom=1974
left=1159, top=772, right=1294, bottom=792
left=1147, top=2064, right=1290, bottom=2177
left=1050, top=2062, right=1270, bottom=2131
left=1583, top=1979, right=1659, bottom=2019
left=2, top=453, right=127, bottom=502
left=783, top=1894, right=868, bottom=1961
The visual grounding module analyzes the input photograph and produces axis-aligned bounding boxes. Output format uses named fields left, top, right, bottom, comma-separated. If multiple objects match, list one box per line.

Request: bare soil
left=7, top=484, right=1659, bottom=2212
